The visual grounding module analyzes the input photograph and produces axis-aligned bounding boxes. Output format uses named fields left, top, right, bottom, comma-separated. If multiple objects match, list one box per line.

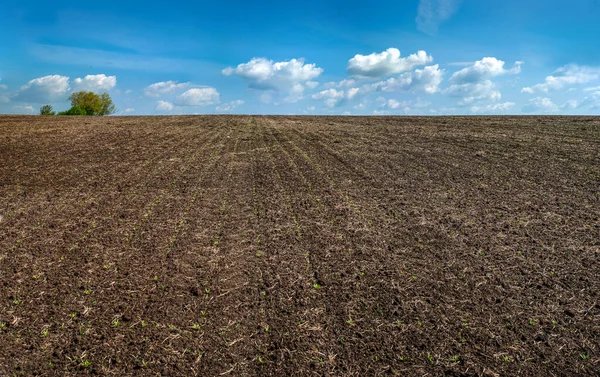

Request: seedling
left=141, top=321, right=147, bottom=328
left=80, top=360, right=92, bottom=368
left=313, top=283, right=321, bottom=289
left=192, top=323, right=201, bottom=330
left=112, top=319, right=120, bottom=327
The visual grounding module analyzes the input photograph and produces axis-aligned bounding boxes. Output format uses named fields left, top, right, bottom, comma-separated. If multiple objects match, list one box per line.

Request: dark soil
left=0, top=115, right=599, bottom=376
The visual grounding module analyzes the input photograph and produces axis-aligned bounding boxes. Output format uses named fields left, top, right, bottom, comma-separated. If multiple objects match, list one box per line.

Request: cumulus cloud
left=444, top=80, right=501, bottom=105
left=522, top=65, right=600, bottom=93
left=313, top=65, right=442, bottom=107
left=216, top=100, right=244, bottom=112
left=377, top=97, right=431, bottom=113
left=123, top=108, right=135, bottom=114
left=347, top=48, right=432, bottom=77
left=471, top=102, right=515, bottom=114
left=0, top=95, right=8, bottom=104
left=444, top=57, right=521, bottom=105
left=14, top=75, right=70, bottom=103
left=156, top=100, right=174, bottom=111
left=449, top=58, right=522, bottom=84
left=372, top=64, right=444, bottom=94
left=0, top=84, right=7, bottom=90
left=312, top=88, right=347, bottom=107
left=223, top=57, right=323, bottom=94
left=71, top=74, right=117, bottom=92
left=522, top=97, right=559, bottom=113
left=144, top=81, right=189, bottom=97
left=175, top=87, right=220, bottom=106
left=416, top=0, right=463, bottom=35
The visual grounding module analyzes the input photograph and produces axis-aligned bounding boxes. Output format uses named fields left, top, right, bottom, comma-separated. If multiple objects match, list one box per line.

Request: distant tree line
left=40, top=91, right=116, bottom=116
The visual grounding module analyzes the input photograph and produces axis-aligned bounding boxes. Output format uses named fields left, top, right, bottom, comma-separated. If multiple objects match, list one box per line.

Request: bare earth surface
left=0, top=115, right=599, bottom=376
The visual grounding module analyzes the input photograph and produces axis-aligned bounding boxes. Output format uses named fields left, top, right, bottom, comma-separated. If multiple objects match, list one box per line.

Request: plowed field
left=0, top=115, right=599, bottom=376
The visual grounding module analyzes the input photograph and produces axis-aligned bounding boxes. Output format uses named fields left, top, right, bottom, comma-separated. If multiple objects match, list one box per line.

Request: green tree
left=40, top=104, right=55, bottom=116
left=58, top=106, right=87, bottom=116
left=68, top=91, right=116, bottom=116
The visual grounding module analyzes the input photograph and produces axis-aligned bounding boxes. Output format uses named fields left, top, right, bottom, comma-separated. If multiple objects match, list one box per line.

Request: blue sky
left=1, top=0, right=600, bottom=115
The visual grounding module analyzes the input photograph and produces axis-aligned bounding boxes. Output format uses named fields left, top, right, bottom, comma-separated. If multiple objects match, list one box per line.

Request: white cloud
left=444, top=57, right=521, bottom=105
left=324, top=79, right=356, bottom=89
left=471, top=102, right=515, bottom=114
left=12, top=105, right=35, bottom=113
left=584, top=85, right=600, bottom=92
left=312, top=88, right=346, bottom=107
left=444, top=80, right=501, bottom=105
left=416, top=0, right=463, bottom=35
left=561, top=100, right=578, bottom=110
left=377, top=97, right=431, bottom=114
left=305, top=81, right=319, bottom=89
left=522, top=65, right=600, bottom=93
left=285, top=83, right=306, bottom=103
left=15, top=75, right=70, bottom=103
left=125, top=89, right=133, bottom=94
left=0, top=95, right=8, bottom=103
left=124, top=108, right=135, bottom=114
left=223, top=57, right=323, bottom=95
left=347, top=48, right=433, bottom=77
left=156, top=100, right=174, bottom=111
left=0, top=84, right=7, bottom=90
left=450, top=57, right=522, bottom=84
left=175, top=87, right=220, bottom=106
left=374, top=64, right=444, bottom=94
left=579, top=91, right=600, bottom=109
left=216, top=100, right=244, bottom=112
left=144, top=81, right=189, bottom=97
left=71, top=74, right=117, bottom=92
left=522, top=97, right=559, bottom=113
